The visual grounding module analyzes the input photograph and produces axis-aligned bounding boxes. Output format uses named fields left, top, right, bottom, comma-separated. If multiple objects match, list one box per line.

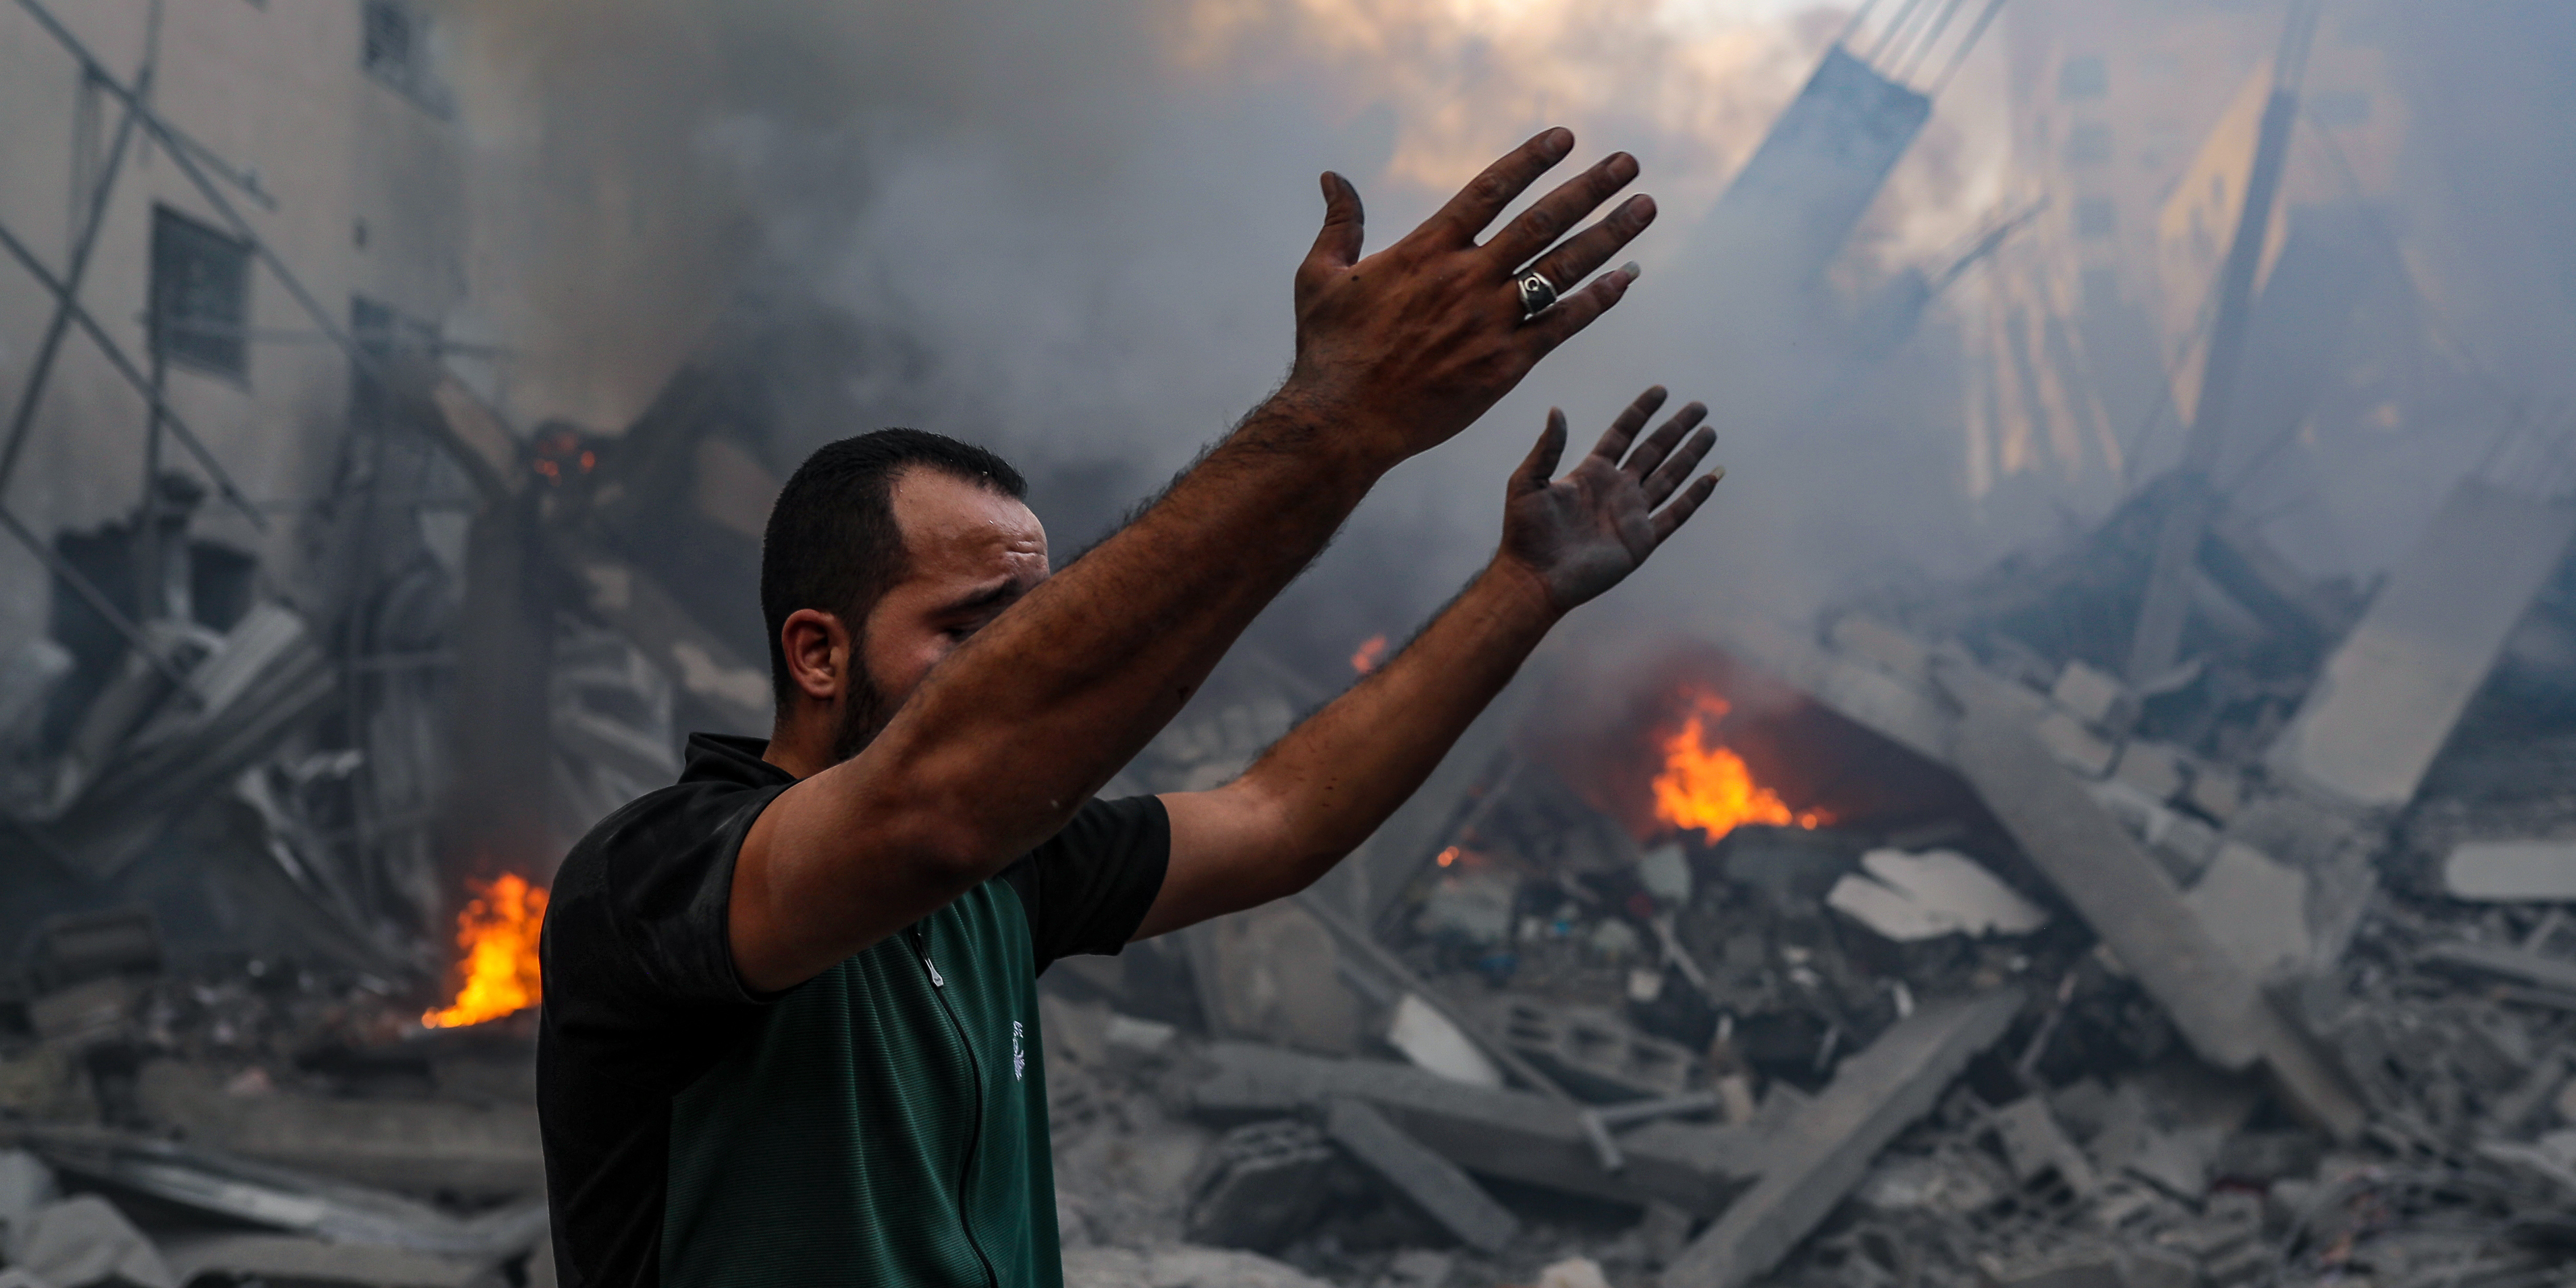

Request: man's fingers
left=1521, top=194, right=1656, bottom=303
left=1517, top=410, right=1570, bottom=492
left=1589, top=386, right=1668, bottom=465
left=1301, top=171, right=1366, bottom=279
left=1650, top=471, right=1724, bottom=546
left=1622, top=400, right=1709, bottom=482
left=1483, top=152, right=1639, bottom=272
left=1643, top=426, right=1717, bottom=507
left=1523, top=262, right=1637, bottom=355
left=1423, top=128, right=1574, bottom=246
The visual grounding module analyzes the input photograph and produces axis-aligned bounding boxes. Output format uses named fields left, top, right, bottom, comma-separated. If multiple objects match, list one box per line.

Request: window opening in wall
left=2064, top=124, right=2114, bottom=167
left=2075, top=197, right=2119, bottom=239
left=2059, top=55, right=2108, bottom=101
left=150, top=206, right=252, bottom=379
left=361, top=0, right=452, bottom=117
left=350, top=296, right=442, bottom=430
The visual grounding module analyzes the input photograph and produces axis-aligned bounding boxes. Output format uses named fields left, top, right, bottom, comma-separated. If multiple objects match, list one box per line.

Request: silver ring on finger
left=1516, top=269, right=1561, bottom=319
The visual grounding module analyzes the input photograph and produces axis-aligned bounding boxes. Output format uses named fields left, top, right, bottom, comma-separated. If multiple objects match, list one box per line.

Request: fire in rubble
left=422, top=873, right=549, bottom=1028
left=1650, top=687, right=1823, bottom=844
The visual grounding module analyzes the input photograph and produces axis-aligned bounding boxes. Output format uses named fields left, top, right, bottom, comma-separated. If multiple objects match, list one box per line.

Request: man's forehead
left=888, top=467, right=1047, bottom=568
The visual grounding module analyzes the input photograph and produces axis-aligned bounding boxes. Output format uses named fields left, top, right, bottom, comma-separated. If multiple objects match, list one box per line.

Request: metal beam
left=0, top=217, right=266, bottom=531
left=0, top=0, right=158, bottom=498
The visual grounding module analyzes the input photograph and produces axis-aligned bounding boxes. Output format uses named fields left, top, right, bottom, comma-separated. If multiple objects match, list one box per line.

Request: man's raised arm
left=731, top=129, right=1657, bottom=991
left=1141, top=387, right=1723, bottom=938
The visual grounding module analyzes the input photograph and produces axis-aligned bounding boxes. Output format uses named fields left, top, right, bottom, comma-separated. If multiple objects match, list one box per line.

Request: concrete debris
left=159, top=1233, right=508, bottom=1288
left=2443, top=838, right=2576, bottom=902
left=1320, top=1099, right=1519, bottom=1253
left=2268, top=480, right=2576, bottom=811
left=1487, top=998, right=1698, bottom=1103
left=1384, top=996, right=1502, bottom=1090
left=15, top=1195, right=174, bottom=1288
left=1062, top=1244, right=1338, bottom=1288
left=1185, top=1121, right=1339, bottom=1253
left=1531, top=1256, right=1611, bottom=1288
left=1662, top=988, right=2023, bottom=1288
left=1827, top=848, right=2051, bottom=941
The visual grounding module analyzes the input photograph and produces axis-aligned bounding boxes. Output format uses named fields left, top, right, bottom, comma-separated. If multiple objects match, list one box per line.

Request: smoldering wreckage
left=9, top=15, right=2576, bottom=1288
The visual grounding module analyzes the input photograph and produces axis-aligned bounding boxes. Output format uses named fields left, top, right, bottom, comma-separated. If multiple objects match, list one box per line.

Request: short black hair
left=760, top=428, right=1028, bottom=711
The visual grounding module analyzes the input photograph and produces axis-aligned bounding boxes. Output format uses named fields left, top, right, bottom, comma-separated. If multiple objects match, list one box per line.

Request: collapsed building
left=4, top=2, right=2576, bottom=1288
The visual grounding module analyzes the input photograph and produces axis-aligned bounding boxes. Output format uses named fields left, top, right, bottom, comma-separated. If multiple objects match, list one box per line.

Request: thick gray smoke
left=445, top=0, right=2576, bottom=683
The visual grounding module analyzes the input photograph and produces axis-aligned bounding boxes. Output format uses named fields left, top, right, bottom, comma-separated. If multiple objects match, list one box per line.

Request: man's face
left=832, top=467, right=1050, bottom=759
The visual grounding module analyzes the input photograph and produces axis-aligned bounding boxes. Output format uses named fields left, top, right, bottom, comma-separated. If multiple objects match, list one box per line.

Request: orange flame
left=1351, top=633, right=1390, bottom=674
left=1650, top=689, right=1821, bottom=845
left=422, top=873, right=548, bottom=1028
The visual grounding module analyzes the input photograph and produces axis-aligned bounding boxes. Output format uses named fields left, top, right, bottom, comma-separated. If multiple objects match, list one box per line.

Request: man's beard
left=826, top=667, right=896, bottom=766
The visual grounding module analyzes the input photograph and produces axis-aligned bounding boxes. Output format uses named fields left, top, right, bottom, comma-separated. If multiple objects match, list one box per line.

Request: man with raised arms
left=538, top=128, right=1726, bottom=1286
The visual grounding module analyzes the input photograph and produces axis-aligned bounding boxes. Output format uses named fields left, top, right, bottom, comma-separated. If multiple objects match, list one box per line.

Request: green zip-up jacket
left=538, top=735, right=1170, bottom=1287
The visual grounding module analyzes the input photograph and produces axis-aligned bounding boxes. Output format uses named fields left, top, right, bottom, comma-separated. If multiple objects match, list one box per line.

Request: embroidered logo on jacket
left=1011, top=1021, right=1026, bottom=1080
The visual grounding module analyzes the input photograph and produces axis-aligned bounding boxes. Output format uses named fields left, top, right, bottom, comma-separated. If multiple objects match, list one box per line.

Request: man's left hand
left=1497, top=385, right=1723, bottom=614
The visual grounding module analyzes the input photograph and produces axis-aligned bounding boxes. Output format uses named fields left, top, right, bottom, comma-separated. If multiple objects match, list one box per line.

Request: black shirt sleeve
left=1001, top=794, right=1171, bottom=971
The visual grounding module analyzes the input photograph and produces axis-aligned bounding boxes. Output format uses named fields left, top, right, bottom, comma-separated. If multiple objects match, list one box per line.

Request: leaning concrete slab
left=1192, top=1042, right=1761, bottom=1214
left=2268, top=480, right=2576, bottom=811
left=1323, top=1098, right=1520, bottom=1253
left=2444, top=840, right=2576, bottom=903
left=1938, top=668, right=2365, bottom=1141
left=1661, top=988, right=2023, bottom=1288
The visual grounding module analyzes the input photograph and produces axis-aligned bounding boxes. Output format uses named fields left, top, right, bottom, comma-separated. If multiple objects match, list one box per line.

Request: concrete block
left=1185, top=1119, right=1337, bottom=1252
left=2182, top=763, right=2243, bottom=822
left=25, top=977, right=138, bottom=1045
left=1322, top=1097, right=1519, bottom=1253
left=1940, top=665, right=2365, bottom=1142
left=134, top=1060, right=544, bottom=1198
left=2180, top=843, right=2312, bottom=981
left=1192, top=1042, right=1761, bottom=1214
left=1977, top=1246, right=2123, bottom=1288
left=1490, top=998, right=1698, bottom=1102
left=2444, top=840, right=2576, bottom=902
left=2270, top=480, right=2576, bottom=810
left=2033, top=711, right=2118, bottom=778
left=2051, top=661, right=2137, bottom=732
left=1196, top=902, right=1366, bottom=1055
left=1661, top=988, right=2025, bottom=1288
left=19, top=1195, right=175, bottom=1288
left=1987, top=1096, right=2097, bottom=1195
left=2110, top=741, right=2187, bottom=804
left=161, top=1233, right=508, bottom=1287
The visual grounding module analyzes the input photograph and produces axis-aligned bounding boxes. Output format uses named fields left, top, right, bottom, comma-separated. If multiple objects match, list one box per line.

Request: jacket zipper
left=910, top=924, right=1000, bottom=1288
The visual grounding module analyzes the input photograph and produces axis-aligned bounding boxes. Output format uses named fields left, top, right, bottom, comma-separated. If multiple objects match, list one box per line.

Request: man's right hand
left=1278, top=127, right=1656, bottom=468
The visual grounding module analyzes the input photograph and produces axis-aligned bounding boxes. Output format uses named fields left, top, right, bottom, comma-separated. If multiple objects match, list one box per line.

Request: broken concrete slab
left=15, top=1125, right=548, bottom=1259
left=17, top=1194, right=174, bottom=1288
left=2033, top=711, right=2119, bottom=778
left=1191, top=1042, right=1761, bottom=1214
left=1938, top=663, right=2365, bottom=1141
left=1062, top=1244, right=1338, bottom=1288
left=134, top=1060, right=543, bottom=1198
left=1322, top=1098, right=1519, bottom=1254
left=2419, top=940, right=2576, bottom=995
left=159, top=1233, right=509, bottom=1288
left=1192, top=902, right=1367, bottom=1055
left=1385, top=994, right=1503, bottom=1089
left=2444, top=840, right=2576, bottom=903
left=1987, top=1096, right=2098, bottom=1196
left=2268, top=479, right=2576, bottom=811
left=2178, top=843, right=2313, bottom=981
left=1660, top=987, right=2024, bottom=1288
left=1488, top=997, right=1698, bottom=1102
left=2052, top=662, right=2138, bottom=733
left=1185, top=1120, right=1337, bottom=1253
left=1827, top=848, right=2050, bottom=941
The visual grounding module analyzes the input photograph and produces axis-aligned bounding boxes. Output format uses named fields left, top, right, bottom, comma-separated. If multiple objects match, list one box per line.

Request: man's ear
left=778, top=608, right=852, bottom=703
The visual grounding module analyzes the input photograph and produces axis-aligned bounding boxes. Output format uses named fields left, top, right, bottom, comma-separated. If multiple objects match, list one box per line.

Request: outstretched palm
left=1499, top=386, right=1724, bottom=612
